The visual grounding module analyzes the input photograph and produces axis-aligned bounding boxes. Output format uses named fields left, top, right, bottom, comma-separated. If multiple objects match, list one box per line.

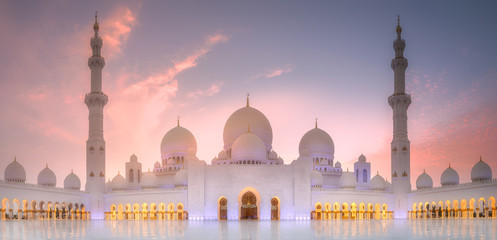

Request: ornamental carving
left=391, top=58, right=408, bottom=70
left=88, top=57, right=105, bottom=68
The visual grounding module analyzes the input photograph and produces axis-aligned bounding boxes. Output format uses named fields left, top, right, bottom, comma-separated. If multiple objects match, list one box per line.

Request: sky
left=0, top=1, right=496, bottom=188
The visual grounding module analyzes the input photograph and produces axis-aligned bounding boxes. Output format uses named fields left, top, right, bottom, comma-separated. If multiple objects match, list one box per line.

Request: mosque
left=0, top=15, right=496, bottom=221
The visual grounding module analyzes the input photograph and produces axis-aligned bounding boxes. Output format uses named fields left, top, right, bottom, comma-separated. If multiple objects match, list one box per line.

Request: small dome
left=130, top=154, right=138, bottom=162
left=231, top=132, right=267, bottom=161
left=63, top=171, right=81, bottom=190
left=358, top=154, right=366, bottom=162
left=160, top=126, right=197, bottom=159
left=141, top=171, right=158, bottom=188
left=335, top=161, right=341, bottom=168
left=471, top=158, right=492, bottom=182
left=218, top=150, right=228, bottom=159
left=111, top=172, right=127, bottom=190
left=37, top=165, right=56, bottom=187
left=154, top=161, right=161, bottom=168
left=223, top=105, right=273, bottom=151
left=269, top=150, right=278, bottom=160
left=311, top=170, right=323, bottom=187
left=299, top=127, right=335, bottom=158
left=4, top=158, right=26, bottom=183
left=370, top=173, right=386, bottom=190
left=416, top=171, right=433, bottom=190
left=339, top=171, right=356, bottom=189
left=174, top=169, right=188, bottom=187
left=441, top=166, right=459, bottom=186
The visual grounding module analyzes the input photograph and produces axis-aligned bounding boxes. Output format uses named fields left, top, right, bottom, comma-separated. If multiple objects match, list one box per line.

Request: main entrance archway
left=240, top=192, right=257, bottom=220
left=238, top=187, right=260, bottom=220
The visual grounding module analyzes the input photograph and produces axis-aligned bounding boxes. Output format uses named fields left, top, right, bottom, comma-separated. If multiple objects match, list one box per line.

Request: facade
left=1, top=16, right=496, bottom=221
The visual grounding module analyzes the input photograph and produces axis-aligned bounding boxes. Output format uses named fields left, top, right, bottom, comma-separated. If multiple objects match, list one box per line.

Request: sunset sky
left=0, top=1, right=496, bottom=188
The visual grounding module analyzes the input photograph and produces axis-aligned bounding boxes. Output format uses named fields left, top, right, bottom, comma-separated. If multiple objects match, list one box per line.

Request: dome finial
left=71, top=169, right=73, bottom=173
left=46, top=163, right=48, bottom=168
left=246, top=93, right=250, bottom=107
left=315, top=118, right=318, bottom=128
left=377, top=171, right=379, bottom=175
left=247, top=124, right=251, bottom=133
left=423, top=169, right=426, bottom=173
left=480, top=155, right=483, bottom=162
left=14, top=156, right=16, bottom=162
left=177, top=116, right=180, bottom=127
left=448, top=162, right=451, bottom=168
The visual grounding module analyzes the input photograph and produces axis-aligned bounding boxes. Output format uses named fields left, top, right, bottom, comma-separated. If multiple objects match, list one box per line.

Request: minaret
left=388, top=16, right=411, bottom=219
left=84, top=12, right=108, bottom=219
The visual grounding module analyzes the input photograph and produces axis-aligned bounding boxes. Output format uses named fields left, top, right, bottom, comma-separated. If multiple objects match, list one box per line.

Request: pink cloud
left=187, top=82, right=224, bottom=99
left=266, top=66, right=293, bottom=78
left=101, top=6, right=139, bottom=58
left=250, top=64, right=293, bottom=82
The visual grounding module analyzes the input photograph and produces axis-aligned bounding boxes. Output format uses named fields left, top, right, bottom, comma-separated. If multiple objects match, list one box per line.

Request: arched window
left=356, top=169, right=359, bottom=182
left=363, top=169, right=367, bottom=183
left=129, top=169, right=134, bottom=183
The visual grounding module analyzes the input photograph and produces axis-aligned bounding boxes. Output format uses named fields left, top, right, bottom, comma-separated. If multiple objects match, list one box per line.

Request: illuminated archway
left=110, top=204, right=117, bottom=220
left=238, top=187, right=260, bottom=220
left=314, top=202, right=322, bottom=220
left=271, top=197, right=280, bottom=220
left=469, top=198, right=476, bottom=218
left=350, top=203, right=357, bottom=219
left=159, top=203, right=166, bottom=220
left=167, top=203, right=175, bottom=220
left=488, top=197, right=496, bottom=218
left=142, top=203, right=148, bottom=220
left=334, top=202, right=340, bottom=220
left=324, top=202, right=331, bottom=220
left=478, top=197, right=486, bottom=218
left=125, top=204, right=131, bottom=220
left=177, top=203, right=184, bottom=220
left=359, top=203, right=365, bottom=219
left=133, top=203, right=140, bottom=220
left=150, top=203, right=157, bottom=220
left=117, top=204, right=124, bottom=220
left=461, top=199, right=468, bottom=218
left=342, top=202, right=349, bottom=219
left=374, top=204, right=381, bottom=220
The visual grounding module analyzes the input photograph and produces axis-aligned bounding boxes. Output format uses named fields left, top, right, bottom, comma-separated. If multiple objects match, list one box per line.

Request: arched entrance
left=218, top=197, right=227, bottom=220
left=240, top=191, right=258, bottom=220
left=271, top=197, right=279, bottom=220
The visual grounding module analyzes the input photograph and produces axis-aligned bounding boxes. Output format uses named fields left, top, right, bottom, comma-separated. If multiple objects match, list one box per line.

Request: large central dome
left=223, top=103, right=273, bottom=151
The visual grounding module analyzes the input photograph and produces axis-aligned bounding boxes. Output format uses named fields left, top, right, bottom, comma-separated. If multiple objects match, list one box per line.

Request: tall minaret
left=388, top=16, right=411, bottom=219
left=84, top=12, right=108, bottom=219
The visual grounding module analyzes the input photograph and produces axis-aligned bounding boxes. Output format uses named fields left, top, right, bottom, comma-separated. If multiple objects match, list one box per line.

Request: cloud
left=187, top=82, right=224, bottom=99
left=101, top=6, right=139, bottom=58
left=250, top=64, right=293, bottom=82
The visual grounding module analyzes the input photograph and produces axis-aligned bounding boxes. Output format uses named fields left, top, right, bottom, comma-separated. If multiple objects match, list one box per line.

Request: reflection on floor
left=1, top=219, right=496, bottom=239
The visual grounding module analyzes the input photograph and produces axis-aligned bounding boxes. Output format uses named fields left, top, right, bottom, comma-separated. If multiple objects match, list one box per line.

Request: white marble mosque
left=1, top=15, right=496, bottom=222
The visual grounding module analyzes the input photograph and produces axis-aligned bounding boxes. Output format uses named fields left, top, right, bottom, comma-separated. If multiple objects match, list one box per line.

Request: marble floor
left=1, top=219, right=496, bottom=239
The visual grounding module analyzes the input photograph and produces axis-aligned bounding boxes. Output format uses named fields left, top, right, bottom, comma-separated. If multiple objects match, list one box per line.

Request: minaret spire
left=93, top=11, right=99, bottom=37
left=177, top=116, right=180, bottom=127
left=315, top=118, right=318, bottom=128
